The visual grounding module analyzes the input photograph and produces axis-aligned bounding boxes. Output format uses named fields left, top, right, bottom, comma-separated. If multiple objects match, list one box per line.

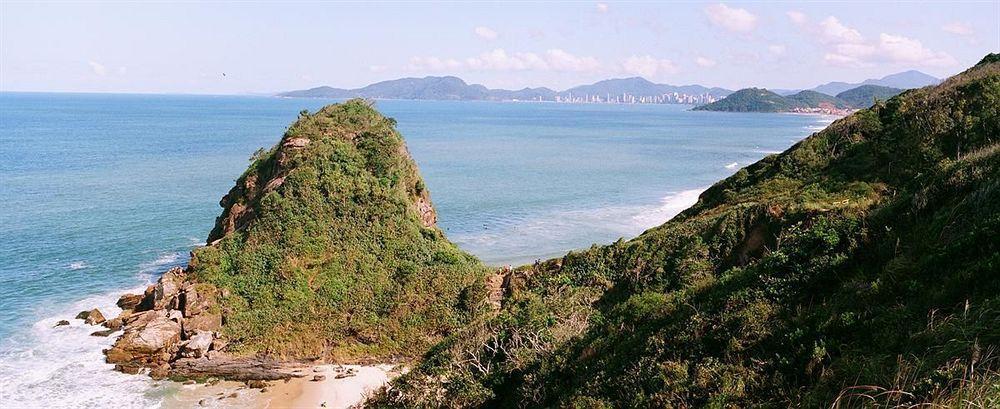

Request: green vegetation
left=693, top=88, right=792, bottom=112
left=373, top=55, right=1000, bottom=407
left=786, top=90, right=853, bottom=109
left=695, top=88, right=858, bottom=112
left=188, top=100, right=488, bottom=360
left=836, top=84, right=905, bottom=108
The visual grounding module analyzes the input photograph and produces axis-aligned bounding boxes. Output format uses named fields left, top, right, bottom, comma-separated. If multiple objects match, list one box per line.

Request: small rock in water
left=76, top=309, right=106, bottom=325
left=228, top=392, right=238, bottom=398
left=183, top=380, right=196, bottom=385
left=321, top=402, right=327, bottom=407
left=260, top=387, right=268, bottom=393
left=90, top=329, right=116, bottom=337
left=198, top=399, right=207, bottom=406
left=54, top=320, right=70, bottom=327
left=313, top=367, right=324, bottom=372
left=312, top=375, right=326, bottom=382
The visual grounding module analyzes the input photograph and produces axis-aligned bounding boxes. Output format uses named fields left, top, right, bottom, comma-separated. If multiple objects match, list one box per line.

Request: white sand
left=262, top=364, right=400, bottom=408
left=161, top=364, right=402, bottom=409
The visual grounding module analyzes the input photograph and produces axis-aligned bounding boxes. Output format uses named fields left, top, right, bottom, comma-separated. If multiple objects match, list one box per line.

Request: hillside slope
left=374, top=56, right=1000, bottom=407
left=836, top=84, right=905, bottom=108
left=189, top=100, right=488, bottom=360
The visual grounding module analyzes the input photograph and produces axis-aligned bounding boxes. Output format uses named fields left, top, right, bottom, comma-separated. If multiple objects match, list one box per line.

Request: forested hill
left=693, top=87, right=872, bottom=113
left=374, top=54, right=1000, bottom=408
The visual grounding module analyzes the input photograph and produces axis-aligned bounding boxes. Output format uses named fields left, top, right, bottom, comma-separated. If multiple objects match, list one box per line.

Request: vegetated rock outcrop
left=102, top=99, right=488, bottom=380
left=371, top=56, right=1000, bottom=407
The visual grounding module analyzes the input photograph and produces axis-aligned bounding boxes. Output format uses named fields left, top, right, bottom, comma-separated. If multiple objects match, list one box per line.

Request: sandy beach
left=161, top=364, right=404, bottom=409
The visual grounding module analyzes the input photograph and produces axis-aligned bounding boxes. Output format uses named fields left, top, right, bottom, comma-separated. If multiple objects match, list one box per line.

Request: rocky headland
left=59, top=54, right=1000, bottom=408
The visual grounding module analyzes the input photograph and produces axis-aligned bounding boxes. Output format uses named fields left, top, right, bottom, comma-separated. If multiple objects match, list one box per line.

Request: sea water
left=0, top=92, right=833, bottom=407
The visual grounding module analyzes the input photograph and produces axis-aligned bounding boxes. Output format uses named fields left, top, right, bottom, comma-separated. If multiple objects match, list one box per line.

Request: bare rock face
left=105, top=310, right=182, bottom=370
left=153, top=267, right=185, bottom=310
left=179, top=330, right=213, bottom=358
left=76, top=309, right=106, bottom=325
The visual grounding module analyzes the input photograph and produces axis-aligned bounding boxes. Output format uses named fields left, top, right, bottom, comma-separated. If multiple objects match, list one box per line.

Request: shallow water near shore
left=0, top=92, right=833, bottom=407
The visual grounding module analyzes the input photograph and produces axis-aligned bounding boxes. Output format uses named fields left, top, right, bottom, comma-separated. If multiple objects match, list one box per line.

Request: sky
left=1, top=1, right=998, bottom=95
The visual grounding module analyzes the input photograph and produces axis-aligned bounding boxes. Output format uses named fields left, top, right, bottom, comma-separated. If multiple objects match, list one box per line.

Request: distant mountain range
left=771, top=70, right=939, bottom=97
left=279, top=69, right=937, bottom=106
left=694, top=85, right=904, bottom=114
left=279, top=76, right=732, bottom=104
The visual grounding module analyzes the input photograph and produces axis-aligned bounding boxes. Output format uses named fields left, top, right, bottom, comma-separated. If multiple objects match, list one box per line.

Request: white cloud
left=410, top=49, right=602, bottom=73
left=787, top=12, right=956, bottom=69
left=877, top=33, right=957, bottom=66
left=622, top=55, right=679, bottom=77
left=465, top=49, right=545, bottom=71
left=786, top=10, right=807, bottom=26
left=768, top=44, right=787, bottom=55
left=824, top=33, right=956, bottom=67
left=818, top=16, right=864, bottom=44
left=369, top=65, right=388, bottom=72
left=695, top=56, right=717, bottom=68
left=704, top=3, right=758, bottom=33
left=474, top=26, right=498, bottom=40
left=596, top=3, right=608, bottom=13
left=546, top=49, right=601, bottom=72
left=942, top=21, right=974, bottom=37
left=87, top=61, right=107, bottom=76
left=408, top=56, right=463, bottom=71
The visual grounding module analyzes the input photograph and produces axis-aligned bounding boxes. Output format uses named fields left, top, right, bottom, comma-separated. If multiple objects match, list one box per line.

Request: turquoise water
left=0, top=92, right=830, bottom=407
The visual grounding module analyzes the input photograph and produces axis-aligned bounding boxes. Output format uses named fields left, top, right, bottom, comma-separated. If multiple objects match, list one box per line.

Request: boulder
left=246, top=379, right=269, bottom=389
left=54, top=320, right=70, bottom=327
left=91, top=329, right=116, bottom=337
left=103, top=317, right=123, bottom=330
left=136, top=285, right=156, bottom=312
left=76, top=309, right=106, bottom=325
left=105, top=310, right=182, bottom=367
left=180, top=283, right=217, bottom=318
left=153, top=267, right=185, bottom=310
left=116, top=293, right=144, bottom=310
left=183, top=312, right=222, bottom=336
left=312, top=375, right=326, bottom=381
left=179, top=330, right=213, bottom=358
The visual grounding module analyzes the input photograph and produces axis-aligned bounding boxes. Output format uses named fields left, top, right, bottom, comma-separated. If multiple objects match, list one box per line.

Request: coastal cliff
left=372, top=55, right=1000, bottom=407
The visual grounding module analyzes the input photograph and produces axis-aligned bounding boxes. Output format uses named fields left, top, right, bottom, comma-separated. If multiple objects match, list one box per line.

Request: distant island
left=278, top=70, right=936, bottom=108
left=694, top=84, right=905, bottom=114
left=279, top=76, right=732, bottom=104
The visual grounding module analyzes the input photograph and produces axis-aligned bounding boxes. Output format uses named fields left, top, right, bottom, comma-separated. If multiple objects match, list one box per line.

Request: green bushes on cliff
left=372, top=55, right=1000, bottom=407
left=187, top=100, right=488, bottom=360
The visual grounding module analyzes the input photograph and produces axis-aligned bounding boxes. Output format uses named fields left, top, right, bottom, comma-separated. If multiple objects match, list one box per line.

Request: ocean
left=0, top=92, right=833, bottom=407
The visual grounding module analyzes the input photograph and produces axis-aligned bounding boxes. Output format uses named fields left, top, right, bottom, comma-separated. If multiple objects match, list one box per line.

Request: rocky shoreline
left=58, top=266, right=299, bottom=384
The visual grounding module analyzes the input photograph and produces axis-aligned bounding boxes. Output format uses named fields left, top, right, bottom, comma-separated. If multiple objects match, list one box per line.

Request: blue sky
left=1, top=1, right=997, bottom=94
